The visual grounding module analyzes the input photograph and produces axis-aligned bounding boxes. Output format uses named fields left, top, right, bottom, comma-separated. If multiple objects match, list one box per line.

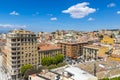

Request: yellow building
left=55, top=30, right=60, bottom=39
left=83, top=44, right=109, bottom=61
left=101, top=35, right=114, bottom=45
left=2, top=29, right=38, bottom=80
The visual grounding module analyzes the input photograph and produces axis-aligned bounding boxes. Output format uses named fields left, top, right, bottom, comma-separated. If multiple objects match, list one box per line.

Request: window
left=17, top=56, right=20, bottom=59
left=11, top=39, right=16, bottom=42
left=14, top=70, right=16, bottom=73
left=12, top=75, right=16, bottom=79
left=11, top=43, right=16, bottom=46
left=12, top=57, right=16, bottom=59
left=17, top=43, right=20, bottom=46
left=12, top=48, right=16, bottom=50
left=12, top=66, right=16, bottom=68
left=17, top=52, right=20, bottom=55
left=17, top=61, right=20, bottom=63
left=17, top=38, right=20, bottom=41
left=12, top=52, right=16, bottom=55
left=12, top=61, right=16, bottom=64
left=21, top=39, right=23, bottom=42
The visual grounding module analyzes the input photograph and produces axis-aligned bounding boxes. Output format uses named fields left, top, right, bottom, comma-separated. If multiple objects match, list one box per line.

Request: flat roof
left=64, top=66, right=97, bottom=80
left=29, top=71, right=58, bottom=80
left=83, top=45, right=107, bottom=50
left=58, top=41, right=88, bottom=45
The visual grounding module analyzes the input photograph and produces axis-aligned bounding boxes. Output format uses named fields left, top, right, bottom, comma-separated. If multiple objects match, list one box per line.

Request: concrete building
left=63, top=66, right=98, bottom=80
left=115, top=35, right=120, bottom=44
left=57, top=41, right=89, bottom=59
left=36, top=32, right=44, bottom=42
left=2, top=29, right=38, bottom=80
left=29, top=70, right=59, bottom=80
left=38, top=43, right=62, bottom=64
left=55, top=30, right=60, bottom=39
left=0, top=33, right=6, bottom=39
left=29, top=66, right=98, bottom=80
left=83, top=44, right=109, bottom=61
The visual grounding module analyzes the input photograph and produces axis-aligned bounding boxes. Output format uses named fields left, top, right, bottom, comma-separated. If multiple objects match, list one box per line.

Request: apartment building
left=83, top=44, right=109, bottom=61
left=2, top=29, right=38, bottom=80
left=57, top=41, right=89, bottom=59
left=38, top=43, right=61, bottom=64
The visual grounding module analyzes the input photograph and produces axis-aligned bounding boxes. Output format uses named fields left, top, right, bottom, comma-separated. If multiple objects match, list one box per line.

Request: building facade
left=38, top=43, right=61, bottom=64
left=2, top=29, right=38, bottom=80
left=101, top=35, right=114, bottom=45
left=57, top=42, right=89, bottom=59
left=83, top=44, right=109, bottom=61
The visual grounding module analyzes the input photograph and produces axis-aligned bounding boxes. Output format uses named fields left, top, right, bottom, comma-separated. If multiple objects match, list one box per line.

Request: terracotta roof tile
left=38, top=43, right=61, bottom=51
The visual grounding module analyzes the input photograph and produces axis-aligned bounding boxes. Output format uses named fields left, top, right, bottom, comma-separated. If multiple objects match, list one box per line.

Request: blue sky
left=0, top=0, right=120, bottom=32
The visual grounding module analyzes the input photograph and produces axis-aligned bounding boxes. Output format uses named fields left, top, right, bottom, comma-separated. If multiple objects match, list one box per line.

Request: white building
left=0, top=33, right=6, bottom=39
left=62, top=66, right=98, bottom=80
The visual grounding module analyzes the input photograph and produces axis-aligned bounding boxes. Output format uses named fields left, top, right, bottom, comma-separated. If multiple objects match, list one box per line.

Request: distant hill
left=0, top=30, right=9, bottom=34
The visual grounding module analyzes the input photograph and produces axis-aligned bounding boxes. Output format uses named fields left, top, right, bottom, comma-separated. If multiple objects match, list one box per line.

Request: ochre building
left=2, top=29, right=38, bottom=80
left=57, top=42, right=89, bottom=59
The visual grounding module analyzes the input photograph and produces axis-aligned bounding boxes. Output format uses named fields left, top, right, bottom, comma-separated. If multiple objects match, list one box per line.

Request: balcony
left=11, top=41, right=21, bottom=43
left=11, top=70, right=20, bottom=75
left=11, top=48, right=20, bottom=52
left=11, top=46, right=20, bottom=48
left=11, top=58, right=20, bottom=61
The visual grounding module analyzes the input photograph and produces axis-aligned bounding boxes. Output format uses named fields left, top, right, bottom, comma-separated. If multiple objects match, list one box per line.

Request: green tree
left=41, top=54, right=64, bottom=66
left=41, top=57, right=52, bottom=66
left=55, top=54, right=64, bottom=63
left=52, top=57, right=57, bottom=64
left=47, top=64, right=57, bottom=69
left=57, top=62, right=67, bottom=67
left=21, top=64, right=33, bottom=76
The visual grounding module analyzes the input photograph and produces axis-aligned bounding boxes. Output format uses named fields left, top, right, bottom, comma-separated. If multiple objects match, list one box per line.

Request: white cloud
left=62, top=2, right=96, bottom=19
left=50, top=17, right=57, bottom=21
left=117, top=11, right=120, bottom=14
left=10, top=11, right=19, bottom=16
left=107, top=3, right=116, bottom=8
left=88, top=17, right=94, bottom=21
left=0, top=24, right=26, bottom=29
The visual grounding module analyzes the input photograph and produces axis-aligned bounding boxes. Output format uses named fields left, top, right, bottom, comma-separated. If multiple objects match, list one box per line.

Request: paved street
left=0, top=54, right=10, bottom=80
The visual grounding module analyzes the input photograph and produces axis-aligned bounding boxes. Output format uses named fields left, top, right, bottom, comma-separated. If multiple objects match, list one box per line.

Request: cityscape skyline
left=0, top=0, right=120, bottom=32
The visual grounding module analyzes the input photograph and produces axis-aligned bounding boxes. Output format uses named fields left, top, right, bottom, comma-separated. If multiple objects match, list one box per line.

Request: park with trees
left=41, top=54, right=66, bottom=69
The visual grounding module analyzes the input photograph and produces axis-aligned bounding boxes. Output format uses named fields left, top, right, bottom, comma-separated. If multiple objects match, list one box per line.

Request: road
left=0, top=54, right=10, bottom=80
